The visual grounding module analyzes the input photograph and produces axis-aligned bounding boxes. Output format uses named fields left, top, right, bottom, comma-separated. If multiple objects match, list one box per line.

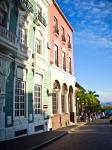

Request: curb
left=30, top=122, right=87, bottom=150
left=30, top=131, right=68, bottom=150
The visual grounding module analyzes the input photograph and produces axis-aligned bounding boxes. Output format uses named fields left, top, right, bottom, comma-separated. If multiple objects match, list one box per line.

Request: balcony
left=68, top=42, right=72, bottom=49
left=34, top=13, right=47, bottom=27
left=54, top=26, right=59, bottom=35
left=18, top=0, right=33, bottom=13
left=0, top=25, right=28, bottom=59
left=61, top=34, right=66, bottom=43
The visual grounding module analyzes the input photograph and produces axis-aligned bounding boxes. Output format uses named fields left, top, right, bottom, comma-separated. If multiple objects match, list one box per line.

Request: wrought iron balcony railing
left=34, top=13, right=47, bottom=27
left=18, top=0, right=33, bottom=13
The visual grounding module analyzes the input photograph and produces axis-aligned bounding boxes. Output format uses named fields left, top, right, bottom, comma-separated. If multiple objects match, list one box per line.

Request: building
left=49, top=0, right=76, bottom=130
left=0, top=0, right=51, bottom=141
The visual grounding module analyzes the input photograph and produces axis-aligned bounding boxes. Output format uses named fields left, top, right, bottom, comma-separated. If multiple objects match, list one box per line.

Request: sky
left=57, top=0, right=112, bottom=102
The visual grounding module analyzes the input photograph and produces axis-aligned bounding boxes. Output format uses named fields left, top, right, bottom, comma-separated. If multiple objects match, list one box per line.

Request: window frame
left=33, top=84, right=42, bottom=115
left=52, top=93, right=57, bottom=114
left=15, top=80, right=26, bottom=117
left=54, top=44, right=59, bottom=67
left=61, top=95, right=65, bottom=113
left=35, top=38, right=41, bottom=55
left=62, top=51, right=66, bottom=71
left=68, top=57, right=72, bottom=74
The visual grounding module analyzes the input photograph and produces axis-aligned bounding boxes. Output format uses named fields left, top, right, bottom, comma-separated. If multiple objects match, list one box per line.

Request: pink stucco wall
left=50, top=1, right=75, bottom=75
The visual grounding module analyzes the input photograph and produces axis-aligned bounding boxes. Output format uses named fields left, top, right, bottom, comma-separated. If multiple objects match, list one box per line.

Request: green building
left=0, top=0, right=51, bottom=141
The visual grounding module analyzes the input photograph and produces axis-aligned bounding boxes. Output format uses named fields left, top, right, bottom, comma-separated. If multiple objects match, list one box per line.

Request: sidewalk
left=0, top=122, right=86, bottom=150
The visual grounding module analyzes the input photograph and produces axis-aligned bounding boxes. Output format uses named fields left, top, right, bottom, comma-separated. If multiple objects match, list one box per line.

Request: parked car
left=100, top=112, right=105, bottom=119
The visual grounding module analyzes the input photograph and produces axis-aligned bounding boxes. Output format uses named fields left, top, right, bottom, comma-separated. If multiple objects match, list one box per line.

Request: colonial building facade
left=0, top=0, right=76, bottom=141
left=0, top=0, right=51, bottom=141
left=49, top=0, right=76, bottom=130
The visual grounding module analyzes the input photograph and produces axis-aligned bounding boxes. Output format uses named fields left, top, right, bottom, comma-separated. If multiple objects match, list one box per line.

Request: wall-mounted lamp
left=47, top=89, right=55, bottom=96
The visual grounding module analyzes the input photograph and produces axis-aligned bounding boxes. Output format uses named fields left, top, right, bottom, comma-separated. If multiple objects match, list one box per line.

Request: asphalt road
left=40, top=119, right=112, bottom=150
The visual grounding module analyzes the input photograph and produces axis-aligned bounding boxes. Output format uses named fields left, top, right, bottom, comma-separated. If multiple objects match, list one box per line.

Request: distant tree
left=75, top=83, right=101, bottom=113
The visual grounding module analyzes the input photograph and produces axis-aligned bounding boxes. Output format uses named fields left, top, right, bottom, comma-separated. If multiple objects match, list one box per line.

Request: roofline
left=52, top=0, right=74, bottom=32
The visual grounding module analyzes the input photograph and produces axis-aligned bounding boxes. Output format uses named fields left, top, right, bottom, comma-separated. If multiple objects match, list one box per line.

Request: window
left=54, top=44, right=58, bottom=67
left=52, top=93, right=57, bottom=114
left=34, top=74, right=42, bottom=115
left=18, top=28, right=27, bottom=46
left=67, top=34, right=71, bottom=48
left=54, top=16, right=58, bottom=26
left=0, top=11, right=4, bottom=25
left=54, top=16, right=59, bottom=34
left=61, top=26, right=66, bottom=42
left=0, top=1, right=8, bottom=27
left=15, top=80, right=26, bottom=117
left=61, top=26, right=64, bottom=35
left=61, top=95, right=65, bottom=113
left=68, top=57, right=72, bottom=74
left=22, top=28, right=27, bottom=46
left=15, top=67, right=26, bottom=117
left=34, top=84, right=42, bottom=114
left=35, top=39, right=41, bottom=54
left=67, top=34, right=70, bottom=43
left=62, top=52, right=66, bottom=71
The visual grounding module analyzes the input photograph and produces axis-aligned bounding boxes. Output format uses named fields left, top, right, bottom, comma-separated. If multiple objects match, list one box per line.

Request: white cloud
left=98, top=91, right=112, bottom=102
left=76, top=29, right=112, bottom=49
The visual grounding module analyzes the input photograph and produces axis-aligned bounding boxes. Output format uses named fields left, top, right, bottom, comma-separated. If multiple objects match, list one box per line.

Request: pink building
left=49, top=0, right=76, bottom=130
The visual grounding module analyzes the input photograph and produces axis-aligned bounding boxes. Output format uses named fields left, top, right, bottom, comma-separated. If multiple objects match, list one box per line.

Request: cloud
left=76, top=29, right=112, bottom=49
left=57, top=0, right=112, bottom=57
left=57, top=0, right=112, bottom=35
left=98, top=91, right=112, bottom=102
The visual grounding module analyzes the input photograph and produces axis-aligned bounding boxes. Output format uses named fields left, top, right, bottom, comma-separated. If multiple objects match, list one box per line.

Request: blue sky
left=57, top=0, right=112, bottom=102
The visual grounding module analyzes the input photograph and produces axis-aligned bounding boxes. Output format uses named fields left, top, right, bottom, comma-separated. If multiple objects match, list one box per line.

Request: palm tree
left=88, top=90, right=99, bottom=97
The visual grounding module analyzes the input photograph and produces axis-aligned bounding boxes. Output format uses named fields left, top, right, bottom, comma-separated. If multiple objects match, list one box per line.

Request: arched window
left=34, top=30, right=43, bottom=55
left=68, top=86, right=73, bottom=112
left=52, top=80, right=61, bottom=114
left=61, top=83, right=68, bottom=113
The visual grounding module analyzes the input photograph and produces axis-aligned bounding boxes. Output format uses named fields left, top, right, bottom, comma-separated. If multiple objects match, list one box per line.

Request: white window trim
left=13, top=65, right=28, bottom=121
left=54, top=44, right=58, bottom=67
left=34, top=29, right=44, bottom=57
left=33, top=73, right=43, bottom=121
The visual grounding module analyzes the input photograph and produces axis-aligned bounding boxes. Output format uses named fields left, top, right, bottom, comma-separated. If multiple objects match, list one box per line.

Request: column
left=65, top=91, right=69, bottom=113
left=71, top=94, right=74, bottom=112
left=73, top=94, right=77, bottom=125
left=57, top=90, right=62, bottom=114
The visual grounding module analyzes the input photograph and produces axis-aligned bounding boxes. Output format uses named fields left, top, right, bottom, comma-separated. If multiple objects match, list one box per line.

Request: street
left=40, top=119, right=112, bottom=150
